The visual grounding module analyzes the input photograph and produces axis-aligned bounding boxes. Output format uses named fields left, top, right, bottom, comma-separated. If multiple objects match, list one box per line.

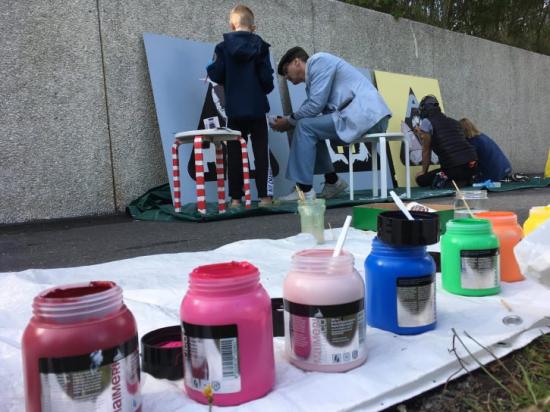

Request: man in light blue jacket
left=272, top=47, right=391, bottom=201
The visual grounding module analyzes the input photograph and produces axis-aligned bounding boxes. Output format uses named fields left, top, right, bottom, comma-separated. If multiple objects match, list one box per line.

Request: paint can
left=441, top=218, right=500, bottom=296
left=22, top=281, right=140, bottom=412
left=475, top=211, right=524, bottom=282
left=180, top=261, right=274, bottom=406
left=283, top=249, right=366, bottom=372
left=365, top=211, right=440, bottom=335
left=523, top=205, right=550, bottom=236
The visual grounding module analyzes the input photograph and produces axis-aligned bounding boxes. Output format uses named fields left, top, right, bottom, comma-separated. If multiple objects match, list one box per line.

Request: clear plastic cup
left=453, top=190, right=488, bottom=218
left=297, top=199, right=326, bottom=244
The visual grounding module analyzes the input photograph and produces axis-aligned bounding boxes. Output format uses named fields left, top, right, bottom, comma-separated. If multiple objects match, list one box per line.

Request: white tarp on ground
left=1, top=228, right=549, bottom=412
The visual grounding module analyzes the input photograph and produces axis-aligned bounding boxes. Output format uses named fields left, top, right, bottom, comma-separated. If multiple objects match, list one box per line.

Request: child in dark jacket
left=207, top=5, right=274, bottom=207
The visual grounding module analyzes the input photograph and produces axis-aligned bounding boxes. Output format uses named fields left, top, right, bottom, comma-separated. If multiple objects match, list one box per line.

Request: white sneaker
left=318, top=178, right=348, bottom=199
left=277, top=188, right=316, bottom=202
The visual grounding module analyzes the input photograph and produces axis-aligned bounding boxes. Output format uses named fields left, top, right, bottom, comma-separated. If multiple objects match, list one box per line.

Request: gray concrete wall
left=1, top=0, right=549, bottom=224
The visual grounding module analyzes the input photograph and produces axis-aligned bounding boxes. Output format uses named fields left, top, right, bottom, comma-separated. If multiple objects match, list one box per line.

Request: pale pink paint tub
left=283, top=249, right=367, bottom=372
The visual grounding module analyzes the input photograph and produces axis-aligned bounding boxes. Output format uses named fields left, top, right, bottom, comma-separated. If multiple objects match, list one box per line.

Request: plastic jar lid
left=377, top=211, right=439, bottom=246
left=141, top=326, right=183, bottom=380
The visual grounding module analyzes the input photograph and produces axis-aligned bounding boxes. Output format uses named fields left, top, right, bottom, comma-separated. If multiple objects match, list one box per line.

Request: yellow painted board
left=374, top=70, right=445, bottom=187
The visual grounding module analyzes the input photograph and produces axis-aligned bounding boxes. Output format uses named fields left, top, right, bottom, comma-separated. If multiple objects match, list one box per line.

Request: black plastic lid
left=377, top=210, right=439, bottom=246
left=141, top=326, right=183, bottom=380
left=271, top=298, right=284, bottom=337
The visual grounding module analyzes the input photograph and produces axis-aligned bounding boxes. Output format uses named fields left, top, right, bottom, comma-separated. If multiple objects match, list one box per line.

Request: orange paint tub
left=475, top=211, right=524, bottom=282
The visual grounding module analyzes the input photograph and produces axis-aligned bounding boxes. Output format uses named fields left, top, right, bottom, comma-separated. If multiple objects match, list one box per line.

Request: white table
left=348, top=132, right=410, bottom=200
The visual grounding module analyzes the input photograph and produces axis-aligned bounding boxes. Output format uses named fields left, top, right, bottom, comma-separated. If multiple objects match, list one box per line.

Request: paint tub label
left=182, top=322, right=241, bottom=394
left=39, top=336, right=141, bottom=411
left=460, top=248, right=500, bottom=289
left=283, top=299, right=366, bottom=366
left=396, top=275, right=436, bottom=328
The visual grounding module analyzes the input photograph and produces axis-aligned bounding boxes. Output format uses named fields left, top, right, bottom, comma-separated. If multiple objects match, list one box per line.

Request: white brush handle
left=333, top=216, right=353, bottom=257
left=390, top=191, right=414, bottom=221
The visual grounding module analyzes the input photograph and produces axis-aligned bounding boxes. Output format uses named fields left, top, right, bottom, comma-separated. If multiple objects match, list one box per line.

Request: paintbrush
left=295, top=185, right=305, bottom=202
left=452, top=180, right=475, bottom=218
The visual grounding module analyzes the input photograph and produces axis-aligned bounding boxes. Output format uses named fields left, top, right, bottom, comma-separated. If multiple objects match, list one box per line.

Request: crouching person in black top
left=415, top=95, right=478, bottom=188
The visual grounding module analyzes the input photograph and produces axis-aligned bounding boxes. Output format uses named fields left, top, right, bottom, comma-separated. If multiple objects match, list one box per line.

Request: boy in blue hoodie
left=207, top=5, right=274, bottom=207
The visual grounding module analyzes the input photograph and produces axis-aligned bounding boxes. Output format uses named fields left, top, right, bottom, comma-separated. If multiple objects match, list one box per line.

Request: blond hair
left=459, top=118, right=481, bottom=138
left=230, top=5, right=255, bottom=29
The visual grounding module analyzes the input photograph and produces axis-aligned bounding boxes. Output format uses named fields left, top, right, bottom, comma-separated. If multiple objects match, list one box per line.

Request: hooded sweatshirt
left=207, top=32, right=274, bottom=119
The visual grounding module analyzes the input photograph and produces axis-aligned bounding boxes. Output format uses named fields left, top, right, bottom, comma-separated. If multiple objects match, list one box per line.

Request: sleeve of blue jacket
left=256, top=46, right=274, bottom=94
left=206, top=44, right=225, bottom=85
left=293, top=56, right=337, bottom=120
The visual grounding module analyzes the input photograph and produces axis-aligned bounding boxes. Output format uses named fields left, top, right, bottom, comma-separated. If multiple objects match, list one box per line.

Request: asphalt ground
left=1, top=187, right=548, bottom=272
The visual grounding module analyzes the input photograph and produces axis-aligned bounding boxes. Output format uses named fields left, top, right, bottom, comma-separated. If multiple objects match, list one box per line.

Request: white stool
left=172, top=128, right=251, bottom=214
left=347, top=132, right=410, bottom=200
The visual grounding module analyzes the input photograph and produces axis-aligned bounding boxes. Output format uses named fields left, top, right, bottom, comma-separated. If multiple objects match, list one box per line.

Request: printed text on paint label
left=39, top=336, right=141, bottom=411
left=460, top=248, right=500, bottom=289
left=182, top=322, right=241, bottom=394
left=396, top=275, right=436, bottom=328
left=284, top=299, right=366, bottom=366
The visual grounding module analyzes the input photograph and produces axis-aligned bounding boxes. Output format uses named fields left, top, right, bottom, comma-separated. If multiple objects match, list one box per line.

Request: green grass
left=461, top=334, right=550, bottom=411
left=388, top=333, right=550, bottom=411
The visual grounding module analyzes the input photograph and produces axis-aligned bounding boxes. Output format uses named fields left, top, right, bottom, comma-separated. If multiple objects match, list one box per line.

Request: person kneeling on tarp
left=415, top=95, right=478, bottom=188
left=459, top=118, right=513, bottom=182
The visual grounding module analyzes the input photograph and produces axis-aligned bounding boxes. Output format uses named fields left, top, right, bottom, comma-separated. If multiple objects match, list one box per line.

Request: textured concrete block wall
left=1, top=0, right=548, bottom=224
left=1, top=0, right=114, bottom=223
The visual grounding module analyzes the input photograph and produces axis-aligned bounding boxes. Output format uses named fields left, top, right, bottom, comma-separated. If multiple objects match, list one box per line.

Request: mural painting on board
left=374, top=71, right=445, bottom=187
left=143, top=33, right=292, bottom=206
left=187, top=80, right=279, bottom=196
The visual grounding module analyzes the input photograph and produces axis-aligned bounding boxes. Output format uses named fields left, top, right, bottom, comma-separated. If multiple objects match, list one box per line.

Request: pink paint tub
left=283, top=249, right=366, bottom=372
left=180, top=261, right=275, bottom=405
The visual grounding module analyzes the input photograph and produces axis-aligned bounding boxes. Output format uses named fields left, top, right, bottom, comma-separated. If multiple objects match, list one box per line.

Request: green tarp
left=128, top=179, right=550, bottom=223
left=126, top=185, right=455, bottom=222
left=127, top=179, right=550, bottom=222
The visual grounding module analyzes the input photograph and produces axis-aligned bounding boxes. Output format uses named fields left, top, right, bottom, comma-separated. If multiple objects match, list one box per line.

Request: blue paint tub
left=365, top=211, right=439, bottom=335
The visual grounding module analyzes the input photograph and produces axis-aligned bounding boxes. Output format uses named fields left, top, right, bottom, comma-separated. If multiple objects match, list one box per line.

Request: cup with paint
left=453, top=189, right=488, bottom=219
left=523, top=205, right=550, bottom=235
left=22, top=281, right=141, bottom=412
left=283, top=248, right=366, bottom=372
left=365, top=210, right=440, bottom=335
left=475, top=211, right=524, bottom=282
left=297, top=198, right=326, bottom=244
left=180, top=261, right=274, bottom=406
left=441, top=218, right=501, bottom=296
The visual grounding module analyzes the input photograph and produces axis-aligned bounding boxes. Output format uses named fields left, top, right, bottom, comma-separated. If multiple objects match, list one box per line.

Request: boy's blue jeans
left=286, top=114, right=389, bottom=185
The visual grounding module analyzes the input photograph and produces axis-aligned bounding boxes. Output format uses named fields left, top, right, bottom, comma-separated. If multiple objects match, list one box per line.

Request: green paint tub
left=441, top=218, right=500, bottom=296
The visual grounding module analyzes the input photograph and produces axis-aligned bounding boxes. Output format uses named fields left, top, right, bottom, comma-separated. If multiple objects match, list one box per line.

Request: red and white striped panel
left=240, top=137, right=252, bottom=209
left=172, top=141, right=182, bottom=212
left=194, top=136, right=207, bottom=214
left=215, top=143, right=226, bottom=213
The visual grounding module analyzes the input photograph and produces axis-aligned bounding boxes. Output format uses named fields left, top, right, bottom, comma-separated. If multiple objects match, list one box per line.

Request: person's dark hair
left=419, top=95, right=440, bottom=118
left=277, top=47, right=309, bottom=76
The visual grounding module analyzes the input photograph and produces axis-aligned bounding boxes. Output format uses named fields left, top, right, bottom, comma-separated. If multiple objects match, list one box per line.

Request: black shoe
left=431, top=172, right=448, bottom=189
left=511, top=173, right=530, bottom=182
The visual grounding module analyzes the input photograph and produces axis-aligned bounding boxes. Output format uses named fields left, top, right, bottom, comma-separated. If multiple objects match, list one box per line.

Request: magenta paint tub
left=22, top=281, right=140, bottom=412
left=180, top=261, right=275, bottom=406
left=283, top=249, right=366, bottom=372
